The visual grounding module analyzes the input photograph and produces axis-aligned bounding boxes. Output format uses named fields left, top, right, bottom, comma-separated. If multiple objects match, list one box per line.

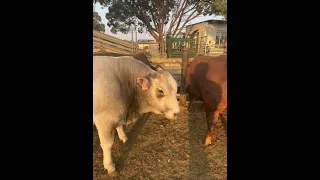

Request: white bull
left=93, top=56, right=180, bottom=177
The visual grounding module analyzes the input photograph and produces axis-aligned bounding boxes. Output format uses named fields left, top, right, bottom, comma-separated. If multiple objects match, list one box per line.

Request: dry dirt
left=93, top=102, right=227, bottom=180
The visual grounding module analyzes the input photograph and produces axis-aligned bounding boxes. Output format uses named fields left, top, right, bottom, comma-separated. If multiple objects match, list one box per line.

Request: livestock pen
left=93, top=54, right=227, bottom=180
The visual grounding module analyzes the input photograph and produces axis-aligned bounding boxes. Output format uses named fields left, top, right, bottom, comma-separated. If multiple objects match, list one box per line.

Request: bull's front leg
left=116, top=125, right=128, bottom=144
left=94, top=113, right=119, bottom=177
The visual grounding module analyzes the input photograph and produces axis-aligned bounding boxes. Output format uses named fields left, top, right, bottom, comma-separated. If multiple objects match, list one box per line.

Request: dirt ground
left=93, top=102, right=227, bottom=180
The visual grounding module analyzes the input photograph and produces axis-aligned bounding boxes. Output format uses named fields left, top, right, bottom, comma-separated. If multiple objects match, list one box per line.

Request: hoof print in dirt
left=108, top=170, right=119, bottom=178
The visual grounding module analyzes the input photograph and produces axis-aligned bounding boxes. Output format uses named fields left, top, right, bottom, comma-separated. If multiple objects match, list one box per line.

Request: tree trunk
left=159, top=38, right=166, bottom=58
left=149, top=30, right=166, bottom=58
left=158, top=32, right=163, bottom=58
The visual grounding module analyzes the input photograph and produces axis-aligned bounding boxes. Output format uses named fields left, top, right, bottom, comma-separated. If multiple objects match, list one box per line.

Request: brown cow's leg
left=201, top=102, right=205, bottom=111
left=188, top=94, right=195, bottom=112
left=200, top=109, right=220, bottom=146
left=200, top=97, right=227, bottom=146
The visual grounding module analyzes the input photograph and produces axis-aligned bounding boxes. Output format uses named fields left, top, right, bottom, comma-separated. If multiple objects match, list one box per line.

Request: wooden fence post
left=131, top=27, right=134, bottom=54
left=180, top=48, right=188, bottom=105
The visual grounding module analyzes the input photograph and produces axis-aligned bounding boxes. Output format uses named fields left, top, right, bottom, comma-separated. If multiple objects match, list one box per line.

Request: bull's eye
left=157, top=89, right=165, bottom=98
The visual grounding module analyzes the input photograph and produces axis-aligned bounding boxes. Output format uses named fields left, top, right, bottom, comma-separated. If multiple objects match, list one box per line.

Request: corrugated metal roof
left=186, top=19, right=227, bottom=26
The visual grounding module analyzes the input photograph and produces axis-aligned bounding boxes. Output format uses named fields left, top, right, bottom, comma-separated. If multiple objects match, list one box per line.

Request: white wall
left=187, top=22, right=227, bottom=45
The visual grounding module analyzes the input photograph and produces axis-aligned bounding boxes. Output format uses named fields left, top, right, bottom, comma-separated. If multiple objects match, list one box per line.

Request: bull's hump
left=94, top=56, right=153, bottom=86
left=93, top=56, right=148, bottom=69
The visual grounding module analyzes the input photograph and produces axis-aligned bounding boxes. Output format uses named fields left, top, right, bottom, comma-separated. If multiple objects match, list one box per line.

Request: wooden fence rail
left=93, top=30, right=138, bottom=54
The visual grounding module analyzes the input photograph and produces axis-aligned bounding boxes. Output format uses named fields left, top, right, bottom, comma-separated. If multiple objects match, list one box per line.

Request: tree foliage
left=93, top=0, right=107, bottom=32
left=93, top=12, right=106, bottom=32
left=94, top=0, right=226, bottom=53
left=97, top=0, right=226, bottom=40
left=210, top=0, right=227, bottom=18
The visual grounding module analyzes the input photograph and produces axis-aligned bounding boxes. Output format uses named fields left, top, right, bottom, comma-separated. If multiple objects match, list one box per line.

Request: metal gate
left=166, top=37, right=198, bottom=58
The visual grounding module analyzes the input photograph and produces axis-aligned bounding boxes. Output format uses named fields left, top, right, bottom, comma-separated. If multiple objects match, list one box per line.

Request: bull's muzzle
left=172, top=113, right=178, bottom=120
left=163, top=112, right=178, bottom=121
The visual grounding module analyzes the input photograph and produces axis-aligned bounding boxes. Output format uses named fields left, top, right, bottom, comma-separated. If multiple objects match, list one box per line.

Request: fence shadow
left=187, top=103, right=210, bottom=179
left=187, top=62, right=209, bottom=179
left=219, top=111, right=227, bottom=135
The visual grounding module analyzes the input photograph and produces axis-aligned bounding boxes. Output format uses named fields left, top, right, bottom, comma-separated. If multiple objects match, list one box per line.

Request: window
left=215, top=30, right=227, bottom=47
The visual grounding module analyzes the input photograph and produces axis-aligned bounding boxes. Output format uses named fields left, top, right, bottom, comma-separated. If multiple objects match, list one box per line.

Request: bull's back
left=186, top=55, right=227, bottom=98
left=93, top=57, right=124, bottom=116
left=206, top=55, right=227, bottom=84
left=187, top=55, right=226, bottom=83
left=93, top=52, right=154, bottom=70
left=93, top=52, right=129, bottom=57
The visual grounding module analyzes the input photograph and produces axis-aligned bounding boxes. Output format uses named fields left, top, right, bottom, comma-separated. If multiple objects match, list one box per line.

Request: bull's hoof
left=120, top=137, right=128, bottom=144
left=199, top=139, right=211, bottom=146
left=108, top=169, right=119, bottom=177
left=199, top=135, right=217, bottom=146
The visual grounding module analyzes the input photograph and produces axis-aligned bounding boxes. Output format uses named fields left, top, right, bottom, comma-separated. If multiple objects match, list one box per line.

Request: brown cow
left=93, top=52, right=157, bottom=70
left=185, top=54, right=227, bottom=146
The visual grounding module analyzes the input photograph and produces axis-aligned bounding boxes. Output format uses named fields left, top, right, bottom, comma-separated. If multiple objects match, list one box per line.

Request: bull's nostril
left=174, top=113, right=177, bottom=117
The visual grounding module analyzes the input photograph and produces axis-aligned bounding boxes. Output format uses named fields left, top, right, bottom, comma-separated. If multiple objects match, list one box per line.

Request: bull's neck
left=122, top=61, right=154, bottom=124
left=126, top=88, right=157, bottom=124
left=125, top=92, right=144, bottom=124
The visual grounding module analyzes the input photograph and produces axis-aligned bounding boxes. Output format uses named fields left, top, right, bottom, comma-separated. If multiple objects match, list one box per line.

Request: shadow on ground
left=116, top=113, right=151, bottom=170
left=93, top=103, right=227, bottom=180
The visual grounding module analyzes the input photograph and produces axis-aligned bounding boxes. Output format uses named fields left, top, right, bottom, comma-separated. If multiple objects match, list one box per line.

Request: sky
left=94, top=3, right=224, bottom=41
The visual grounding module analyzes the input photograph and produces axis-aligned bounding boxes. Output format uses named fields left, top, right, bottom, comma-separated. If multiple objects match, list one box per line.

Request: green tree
left=93, top=0, right=107, bottom=32
left=93, top=12, right=106, bottom=32
left=96, top=0, right=227, bottom=53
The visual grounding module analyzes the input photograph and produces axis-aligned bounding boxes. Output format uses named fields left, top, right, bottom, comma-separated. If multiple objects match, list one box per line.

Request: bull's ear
left=136, top=77, right=150, bottom=91
left=155, top=65, right=165, bottom=71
